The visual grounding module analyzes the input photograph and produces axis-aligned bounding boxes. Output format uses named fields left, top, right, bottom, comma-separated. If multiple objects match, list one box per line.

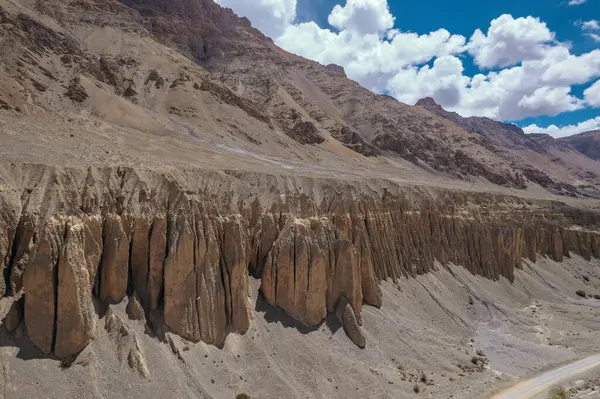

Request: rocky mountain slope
left=559, top=130, right=599, bottom=161
left=1, top=0, right=600, bottom=398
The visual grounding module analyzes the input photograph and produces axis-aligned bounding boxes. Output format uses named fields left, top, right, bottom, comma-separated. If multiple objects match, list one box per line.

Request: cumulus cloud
left=328, top=0, right=394, bottom=35
left=568, top=0, right=587, bottom=5
left=219, top=0, right=600, bottom=137
left=584, top=79, right=600, bottom=107
left=277, top=23, right=466, bottom=92
left=580, top=20, right=600, bottom=31
left=517, top=87, right=583, bottom=116
left=523, top=117, right=600, bottom=137
left=214, top=0, right=296, bottom=37
left=386, top=56, right=469, bottom=107
left=467, top=15, right=555, bottom=69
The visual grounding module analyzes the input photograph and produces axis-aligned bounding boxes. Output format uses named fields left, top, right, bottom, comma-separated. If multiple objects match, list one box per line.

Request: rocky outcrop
left=261, top=222, right=329, bottom=325
left=105, top=310, right=150, bottom=378
left=324, top=64, right=347, bottom=78
left=0, top=165, right=599, bottom=359
left=22, top=219, right=63, bottom=355
left=126, top=293, right=145, bottom=321
left=99, top=214, right=129, bottom=304
left=286, top=121, right=325, bottom=145
left=55, top=220, right=99, bottom=359
left=336, top=296, right=365, bottom=348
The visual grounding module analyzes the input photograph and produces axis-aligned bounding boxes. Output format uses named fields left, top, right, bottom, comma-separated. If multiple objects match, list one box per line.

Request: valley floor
left=1, top=256, right=599, bottom=399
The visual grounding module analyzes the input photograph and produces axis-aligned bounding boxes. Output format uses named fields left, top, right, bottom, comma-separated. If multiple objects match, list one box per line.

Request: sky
left=214, top=0, right=600, bottom=138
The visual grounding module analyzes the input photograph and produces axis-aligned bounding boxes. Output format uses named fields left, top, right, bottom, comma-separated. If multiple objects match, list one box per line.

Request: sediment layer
left=1, top=163, right=599, bottom=358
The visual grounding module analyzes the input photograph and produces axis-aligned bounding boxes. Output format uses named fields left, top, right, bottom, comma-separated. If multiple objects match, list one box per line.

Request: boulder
left=126, top=292, right=145, bottom=321
left=336, top=296, right=365, bottom=348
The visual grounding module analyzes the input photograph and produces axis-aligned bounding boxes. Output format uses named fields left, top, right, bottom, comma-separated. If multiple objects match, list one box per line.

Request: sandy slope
left=2, top=255, right=599, bottom=399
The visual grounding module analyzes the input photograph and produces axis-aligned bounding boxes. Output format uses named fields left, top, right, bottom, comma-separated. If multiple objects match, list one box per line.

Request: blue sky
left=218, top=0, right=600, bottom=137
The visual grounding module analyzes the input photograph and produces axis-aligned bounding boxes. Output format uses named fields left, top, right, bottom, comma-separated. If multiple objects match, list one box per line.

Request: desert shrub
left=123, top=85, right=137, bottom=98
left=583, top=275, right=590, bottom=282
left=146, top=69, right=160, bottom=82
left=413, top=384, right=420, bottom=394
left=576, top=290, right=587, bottom=298
left=235, top=394, right=250, bottom=399
left=420, top=372, right=427, bottom=383
left=594, top=294, right=600, bottom=300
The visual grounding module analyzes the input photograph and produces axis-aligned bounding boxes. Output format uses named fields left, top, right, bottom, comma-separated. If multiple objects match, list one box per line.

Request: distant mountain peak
left=324, top=64, right=346, bottom=78
left=415, top=97, right=440, bottom=108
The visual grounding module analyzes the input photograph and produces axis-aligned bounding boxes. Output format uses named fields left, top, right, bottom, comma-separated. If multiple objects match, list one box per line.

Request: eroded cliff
left=1, top=163, right=599, bottom=359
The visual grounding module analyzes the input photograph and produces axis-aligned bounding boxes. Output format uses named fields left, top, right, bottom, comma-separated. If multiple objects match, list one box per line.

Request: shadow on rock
left=254, top=292, right=320, bottom=334
left=0, top=314, right=55, bottom=362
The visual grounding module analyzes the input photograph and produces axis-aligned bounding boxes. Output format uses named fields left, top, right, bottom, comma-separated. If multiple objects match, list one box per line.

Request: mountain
left=528, top=131, right=600, bottom=197
left=0, top=1, right=600, bottom=398
left=560, top=130, right=600, bottom=161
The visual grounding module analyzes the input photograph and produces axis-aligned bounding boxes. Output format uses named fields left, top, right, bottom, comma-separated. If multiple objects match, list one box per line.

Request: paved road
left=492, top=354, right=600, bottom=398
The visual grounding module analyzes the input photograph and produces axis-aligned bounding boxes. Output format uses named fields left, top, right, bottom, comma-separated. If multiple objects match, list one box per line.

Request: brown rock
left=23, top=219, right=63, bottom=355
left=194, top=215, right=227, bottom=346
left=126, top=292, right=145, bottom=321
left=9, top=214, right=37, bottom=294
left=148, top=218, right=167, bottom=311
left=336, top=296, right=365, bottom=348
left=100, top=214, right=130, bottom=304
left=331, top=240, right=362, bottom=320
left=286, top=121, right=325, bottom=145
left=164, top=213, right=201, bottom=341
left=130, top=218, right=151, bottom=308
left=105, top=311, right=150, bottom=378
left=54, top=222, right=97, bottom=360
left=220, top=217, right=250, bottom=334
left=4, top=297, right=23, bottom=332
left=0, top=222, right=10, bottom=298
left=261, top=221, right=327, bottom=326
left=82, top=216, right=103, bottom=287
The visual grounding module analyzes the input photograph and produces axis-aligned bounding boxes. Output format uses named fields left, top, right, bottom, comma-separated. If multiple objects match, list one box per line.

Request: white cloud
left=568, top=0, right=587, bottom=5
left=587, top=33, right=600, bottom=42
left=580, top=20, right=600, bottom=31
left=584, top=79, right=600, bottom=107
left=277, top=24, right=466, bottom=93
left=328, top=0, right=394, bottom=35
left=219, top=0, right=600, bottom=138
left=214, top=0, right=296, bottom=38
left=277, top=8, right=598, bottom=122
left=467, top=15, right=555, bottom=69
left=386, top=56, right=469, bottom=107
left=523, top=117, right=600, bottom=138
left=517, top=87, right=583, bottom=116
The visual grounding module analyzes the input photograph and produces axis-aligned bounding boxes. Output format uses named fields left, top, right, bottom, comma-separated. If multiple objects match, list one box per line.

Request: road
left=492, top=354, right=600, bottom=398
